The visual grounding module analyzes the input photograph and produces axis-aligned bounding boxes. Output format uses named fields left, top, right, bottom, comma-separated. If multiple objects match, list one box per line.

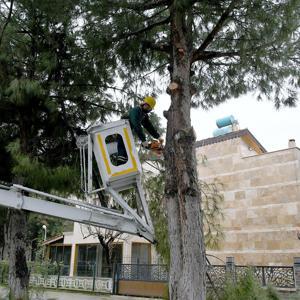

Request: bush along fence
left=207, top=257, right=296, bottom=290
left=0, top=261, right=113, bottom=293
left=1, top=257, right=300, bottom=294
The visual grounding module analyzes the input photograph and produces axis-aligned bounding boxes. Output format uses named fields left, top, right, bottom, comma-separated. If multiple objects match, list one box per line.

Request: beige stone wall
left=197, top=138, right=300, bottom=266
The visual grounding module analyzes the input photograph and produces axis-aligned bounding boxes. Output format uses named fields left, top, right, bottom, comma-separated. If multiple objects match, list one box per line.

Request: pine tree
left=0, top=0, right=119, bottom=298
left=81, top=1, right=300, bottom=299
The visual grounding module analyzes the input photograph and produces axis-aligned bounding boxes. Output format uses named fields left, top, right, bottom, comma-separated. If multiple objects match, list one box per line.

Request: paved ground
left=0, top=287, right=161, bottom=300
left=279, top=291, right=300, bottom=300
left=1, top=287, right=299, bottom=300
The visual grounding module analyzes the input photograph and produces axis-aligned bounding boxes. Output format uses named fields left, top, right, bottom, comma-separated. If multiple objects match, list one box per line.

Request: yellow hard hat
left=143, top=96, right=156, bottom=109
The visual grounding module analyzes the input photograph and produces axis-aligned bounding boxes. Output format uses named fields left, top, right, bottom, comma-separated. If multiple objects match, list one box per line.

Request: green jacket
left=122, top=106, right=160, bottom=142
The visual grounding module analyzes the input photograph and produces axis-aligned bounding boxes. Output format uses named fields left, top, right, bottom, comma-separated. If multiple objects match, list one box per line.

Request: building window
left=101, top=243, right=123, bottom=277
left=76, top=244, right=97, bottom=277
left=131, top=243, right=151, bottom=264
left=48, top=245, right=71, bottom=275
left=105, top=134, right=128, bottom=166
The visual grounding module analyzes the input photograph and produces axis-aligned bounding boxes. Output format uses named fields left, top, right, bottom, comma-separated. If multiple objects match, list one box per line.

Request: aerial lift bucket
left=0, top=120, right=155, bottom=242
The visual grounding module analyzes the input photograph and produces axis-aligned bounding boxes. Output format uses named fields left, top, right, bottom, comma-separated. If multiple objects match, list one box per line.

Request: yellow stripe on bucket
left=112, top=128, right=138, bottom=177
left=97, top=134, right=112, bottom=175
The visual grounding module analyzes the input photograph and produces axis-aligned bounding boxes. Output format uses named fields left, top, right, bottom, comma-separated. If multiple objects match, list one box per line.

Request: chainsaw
left=147, top=139, right=164, bottom=156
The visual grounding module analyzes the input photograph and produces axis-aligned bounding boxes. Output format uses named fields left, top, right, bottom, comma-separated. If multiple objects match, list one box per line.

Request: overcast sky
left=156, top=93, right=300, bottom=152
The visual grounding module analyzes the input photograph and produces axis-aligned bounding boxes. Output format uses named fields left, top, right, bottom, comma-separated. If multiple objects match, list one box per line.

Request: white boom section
left=0, top=185, right=154, bottom=242
left=0, top=120, right=155, bottom=242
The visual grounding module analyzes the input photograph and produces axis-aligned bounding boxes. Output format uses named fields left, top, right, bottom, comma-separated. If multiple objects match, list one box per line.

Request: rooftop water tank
left=216, top=115, right=237, bottom=128
left=213, top=125, right=233, bottom=137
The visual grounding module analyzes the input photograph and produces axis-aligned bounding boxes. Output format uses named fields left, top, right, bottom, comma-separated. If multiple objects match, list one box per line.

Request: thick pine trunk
left=6, top=209, right=29, bottom=300
left=165, top=6, right=206, bottom=300
left=6, top=121, right=31, bottom=299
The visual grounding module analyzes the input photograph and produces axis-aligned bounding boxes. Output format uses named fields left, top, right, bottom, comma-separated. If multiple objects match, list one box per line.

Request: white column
left=123, top=240, right=132, bottom=264
left=69, top=243, right=77, bottom=276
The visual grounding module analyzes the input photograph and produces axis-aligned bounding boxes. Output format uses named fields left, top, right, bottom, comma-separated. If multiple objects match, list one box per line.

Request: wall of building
left=197, top=137, right=300, bottom=266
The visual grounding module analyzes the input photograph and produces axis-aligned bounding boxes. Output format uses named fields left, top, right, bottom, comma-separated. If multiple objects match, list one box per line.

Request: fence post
left=226, top=257, right=236, bottom=282
left=137, top=258, right=140, bottom=280
left=293, top=257, right=300, bottom=289
left=115, top=264, right=120, bottom=295
left=92, top=263, right=96, bottom=292
left=261, top=267, right=266, bottom=286
left=112, top=262, right=117, bottom=295
left=57, top=264, right=60, bottom=288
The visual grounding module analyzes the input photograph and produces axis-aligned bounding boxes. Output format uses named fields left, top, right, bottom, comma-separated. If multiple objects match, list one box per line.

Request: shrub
left=0, top=260, right=9, bottom=284
left=208, top=269, right=280, bottom=300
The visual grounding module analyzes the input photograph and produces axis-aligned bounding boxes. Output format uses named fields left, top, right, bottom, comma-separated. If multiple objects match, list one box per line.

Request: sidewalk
left=0, top=287, right=162, bottom=300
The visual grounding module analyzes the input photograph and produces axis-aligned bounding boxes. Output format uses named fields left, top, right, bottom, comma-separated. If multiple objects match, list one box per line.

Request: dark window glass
left=77, top=245, right=97, bottom=277
left=131, top=243, right=150, bottom=264
left=101, top=243, right=123, bottom=277
left=105, top=134, right=128, bottom=166
left=48, top=245, right=71, bottom=276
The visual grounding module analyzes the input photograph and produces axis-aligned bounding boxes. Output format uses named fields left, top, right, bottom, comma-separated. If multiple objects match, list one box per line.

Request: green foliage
left=6, top=79, right=43, bottom=106
left=200, top=179, right=224, bottom=250
left=0, top=260, right=9, bottom=284
left=81, top=0, right=300, bottom=108
left=27, top=213, right=72, bottom=246
left=211, top=270, right=281, bottom=300
left=0, top=0, right=122, bottom=203
left=146, top=173, right=170, bottom=265
left=146, top=172, right=224, bottom=265
left=7, top=140, right=78, bottom=193
left=162, top=284, right=169, bottom=300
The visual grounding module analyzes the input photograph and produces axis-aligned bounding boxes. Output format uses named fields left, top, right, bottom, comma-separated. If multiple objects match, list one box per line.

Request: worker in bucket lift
left=117, top=96, right=163, bottom=165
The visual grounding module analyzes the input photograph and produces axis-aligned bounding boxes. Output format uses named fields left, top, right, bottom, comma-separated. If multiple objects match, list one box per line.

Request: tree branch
left=119, top=16, right=170, bottom=39
left=192, top=50, right=239, bottom=62
left=127, top=62, right=168, bottom=83
left=142, top=40, right=171, bottom=53
left=49, top=95, right=124, bottom=113
left=0, top=0, right=14, bottom=46
left=192, top=0, right=238, bottom=61
left=107, top=0, right=170, bottom=11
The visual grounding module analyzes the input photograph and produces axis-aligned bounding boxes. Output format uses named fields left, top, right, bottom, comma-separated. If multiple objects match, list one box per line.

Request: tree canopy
left=82, top=0, right=300, bottom=108
left=1, top=0, right=300, bottom=299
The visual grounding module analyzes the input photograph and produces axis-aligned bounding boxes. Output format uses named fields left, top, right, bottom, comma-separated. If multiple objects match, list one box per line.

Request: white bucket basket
left=87, top=120, right=142, bottom=190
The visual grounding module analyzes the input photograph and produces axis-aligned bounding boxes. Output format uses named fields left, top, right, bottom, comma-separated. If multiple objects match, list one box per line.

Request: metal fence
left=116, top=263, right=296, bottom=289
left=117, top=263, right=168, bottom=282
left=0, top=261, right=296, bottom=292
left=0, top=262, right=113, bottom=293
left=207, top=265, right=226, bottom=288
left=235, top=265, right=295, bottom=289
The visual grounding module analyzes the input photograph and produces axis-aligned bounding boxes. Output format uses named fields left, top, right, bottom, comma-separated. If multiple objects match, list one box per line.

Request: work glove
left=158, top=137, right=164, bottom=145
left=142, top=141, right=149, bottom=149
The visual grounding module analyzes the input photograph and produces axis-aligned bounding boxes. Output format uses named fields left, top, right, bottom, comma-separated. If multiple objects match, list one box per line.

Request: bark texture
left=6, top=209, right=29, bottom=300
left=164, top=5, right=206, bottom=300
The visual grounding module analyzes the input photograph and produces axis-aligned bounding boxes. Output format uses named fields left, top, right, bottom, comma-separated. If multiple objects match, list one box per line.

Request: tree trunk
left=6, top=209, right=29, bottom=300
left=164, top=6, right=206, bottom=300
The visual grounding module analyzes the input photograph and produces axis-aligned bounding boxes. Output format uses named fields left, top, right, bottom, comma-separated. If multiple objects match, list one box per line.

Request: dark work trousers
left=117, top=134, right=128, bottom=158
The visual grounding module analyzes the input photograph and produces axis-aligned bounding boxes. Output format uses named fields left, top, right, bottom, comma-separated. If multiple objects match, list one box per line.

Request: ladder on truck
left=0, top=120, right=155, bottom=242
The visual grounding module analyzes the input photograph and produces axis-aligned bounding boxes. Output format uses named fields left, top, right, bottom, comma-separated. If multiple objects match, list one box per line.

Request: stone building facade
left=196, top=129, right=300, bottom=266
